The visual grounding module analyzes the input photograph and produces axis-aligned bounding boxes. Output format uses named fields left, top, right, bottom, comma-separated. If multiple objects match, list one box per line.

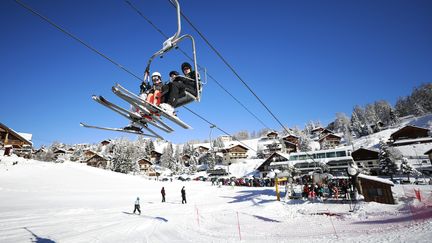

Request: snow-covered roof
left=393, top=143, right=431, bottom=157
left=392, top=137, right=432, bottom=145
left=17, top=132, right=32, bottom=142
left=0, top=122, right=33, bottom=146
left=318, top=133, right=341, bottom=141
left=228, top=159, right=264, bottom=178
left=358, top=174, right=394, bottom=186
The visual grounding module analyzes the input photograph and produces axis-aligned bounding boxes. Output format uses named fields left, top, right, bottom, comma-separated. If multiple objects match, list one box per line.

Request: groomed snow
left=1, top=156, right=432, bottom=243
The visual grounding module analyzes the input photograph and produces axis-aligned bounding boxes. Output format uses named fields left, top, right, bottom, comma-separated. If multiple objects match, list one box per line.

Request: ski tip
left=79, top=122, right=85, bottom=127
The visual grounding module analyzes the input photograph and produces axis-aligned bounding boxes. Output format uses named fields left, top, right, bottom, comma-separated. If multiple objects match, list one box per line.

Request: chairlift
left=81, top=0, right=202, bottom=138
left=142, top=0, right=202, bottom=105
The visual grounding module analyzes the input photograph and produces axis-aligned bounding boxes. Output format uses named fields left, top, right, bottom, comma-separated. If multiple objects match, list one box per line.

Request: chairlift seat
left=171, top=75, right=202, bottom=108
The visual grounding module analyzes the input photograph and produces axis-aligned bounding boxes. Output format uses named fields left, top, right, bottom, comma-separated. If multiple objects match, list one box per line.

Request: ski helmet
left=169, top=70, right=179, bottom=77
left=151, top=72, right=161, bottom=78
left=181, top=62, right=192, bottom=72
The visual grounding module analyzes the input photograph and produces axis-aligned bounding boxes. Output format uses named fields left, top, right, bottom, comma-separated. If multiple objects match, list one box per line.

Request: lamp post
left=209, top=125, right=216, bottom=170
left=209, top=125, right=216, bottom=151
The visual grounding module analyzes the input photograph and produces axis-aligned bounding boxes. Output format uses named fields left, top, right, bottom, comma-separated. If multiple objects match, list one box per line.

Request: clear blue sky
left=1, top=0, right=431, bottom=148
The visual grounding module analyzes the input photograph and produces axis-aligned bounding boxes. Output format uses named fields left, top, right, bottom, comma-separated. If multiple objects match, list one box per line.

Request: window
left=368, top=188, right=383, bottom=197
left=290, top=155, right=298, bottom=160
left=298, top=155, right=307, bottom=160
left=316, top=153, right=325, bottom=159
left=326, top=152, right=336, bottom=158
left=336, top=151, right=346, bottom=157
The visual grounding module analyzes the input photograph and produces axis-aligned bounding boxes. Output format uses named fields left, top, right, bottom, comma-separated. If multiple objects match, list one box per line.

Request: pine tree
left=292, top=128, right=312, bottom=152
left=374, top=100, right=393, bottom=126
left=213, top=137, right=225, bottom=151
left=111, top=138, right=140, bottom=173
left=145, top=140, right=155, bottom=159
left=400, top=158, right=413, bottom=181
left=351, top=105, right=372, bottom=137
left=378, top=140, right=398, bottom=180
left=160, top=142, right=174, bottom=169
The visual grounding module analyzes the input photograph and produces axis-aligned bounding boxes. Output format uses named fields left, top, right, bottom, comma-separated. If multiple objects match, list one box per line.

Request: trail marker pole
left=236, top=211, right=242, bottom=241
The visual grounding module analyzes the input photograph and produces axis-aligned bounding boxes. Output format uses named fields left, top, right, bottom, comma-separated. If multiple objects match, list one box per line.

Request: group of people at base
left=299, top=180, right=351, bottom=201
left=133, top=186, right=187, bottom=215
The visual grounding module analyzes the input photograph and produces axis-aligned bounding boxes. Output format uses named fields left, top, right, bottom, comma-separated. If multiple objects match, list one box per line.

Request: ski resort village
left=2, top=0, right=432, bottom=242
left=2, top=110, right=432, bottom=242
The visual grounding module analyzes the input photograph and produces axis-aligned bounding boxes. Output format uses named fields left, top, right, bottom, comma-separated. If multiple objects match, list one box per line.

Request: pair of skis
left=80, top=83, right=191, bottom=139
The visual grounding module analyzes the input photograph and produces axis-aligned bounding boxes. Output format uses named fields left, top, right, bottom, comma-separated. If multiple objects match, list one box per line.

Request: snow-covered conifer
left=378, top=140, right=398, bottom=180
left=400, top=158, right=413, bottom=181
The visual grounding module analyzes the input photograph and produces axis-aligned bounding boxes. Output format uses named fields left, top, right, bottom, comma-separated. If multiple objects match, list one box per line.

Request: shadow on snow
left=353, top=208, right=432, bottom=225
left=24, top=227, right=56, bottom=243
left=252, top=214, right=282, bottom=223
left=122, top=211, right=168, bottom=222
left=223, top=189, right=276, bottom=205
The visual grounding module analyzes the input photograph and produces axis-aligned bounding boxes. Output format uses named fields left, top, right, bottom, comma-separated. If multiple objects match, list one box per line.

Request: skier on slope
left=161, top=187, right=166, bottom=203
left=181, top=186, right=187, bottom=204
left=133, top=197, right=141, bottom=215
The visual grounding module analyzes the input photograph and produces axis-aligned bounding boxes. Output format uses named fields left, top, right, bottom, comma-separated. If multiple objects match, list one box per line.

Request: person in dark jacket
left=164, top=62, right=199, bottom=108
left=181, top=186, right=187, bottom=204
left=161, top=187, right=166, bottom=202
left=133, top=197, right=141, bottom=215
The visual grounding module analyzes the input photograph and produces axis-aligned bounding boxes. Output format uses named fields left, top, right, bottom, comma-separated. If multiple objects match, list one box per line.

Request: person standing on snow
left=133, top=197, right=141, bottom=215
left=181, top=186, right=187, bottom=204
left=161, top=187, right=166, bottom=203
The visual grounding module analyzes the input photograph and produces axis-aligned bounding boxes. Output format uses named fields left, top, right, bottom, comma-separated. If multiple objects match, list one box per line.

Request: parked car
left=194, top=176, right=207, bottom=181
left=178, top=176, right=191, bottom=181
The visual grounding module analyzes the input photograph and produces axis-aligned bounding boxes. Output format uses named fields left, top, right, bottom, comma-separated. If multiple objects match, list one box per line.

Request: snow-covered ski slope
left=1, top=156, right=432, bottom=243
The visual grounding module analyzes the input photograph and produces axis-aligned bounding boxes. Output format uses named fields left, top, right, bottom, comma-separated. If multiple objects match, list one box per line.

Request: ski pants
left=133, top=205, right=141, bottom=214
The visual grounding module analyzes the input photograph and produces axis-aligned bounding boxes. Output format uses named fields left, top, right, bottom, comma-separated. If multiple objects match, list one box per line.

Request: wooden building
left=266, top=131, right=279, bottom=139
left=83, top=150, right=97, bottom=161
left=311, top=127, right=325, bottom=135
left=282, top=135, right=299, bottom=153
left=319, top=129, right=334, bottom=138
left=319, top=134, right=341, bottom=149
left=150, top=150, right=162, bottom=164
left=0, top=122, right=32, bottom=148
left=389, top=125, right=430, bottom=145
left=425, top=148, right=432, bottom=164
left=181, top=154, right=191, bottom=166
left=137, top=158, right=157, bottom=176
left=86, top=154, right=108, bottom=168
left=54, top=149, right=66, bottom=155
left=221, top=144, right=249, bottom=163
left=195, top=145, right=209, bottom=154
left=357, top=174, right=395, bottom=204
left=258, top=152, right=290, bottom=177
left=352, top=148, right=380, bottom=174
left=100, top=140, right=111, bottom=146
